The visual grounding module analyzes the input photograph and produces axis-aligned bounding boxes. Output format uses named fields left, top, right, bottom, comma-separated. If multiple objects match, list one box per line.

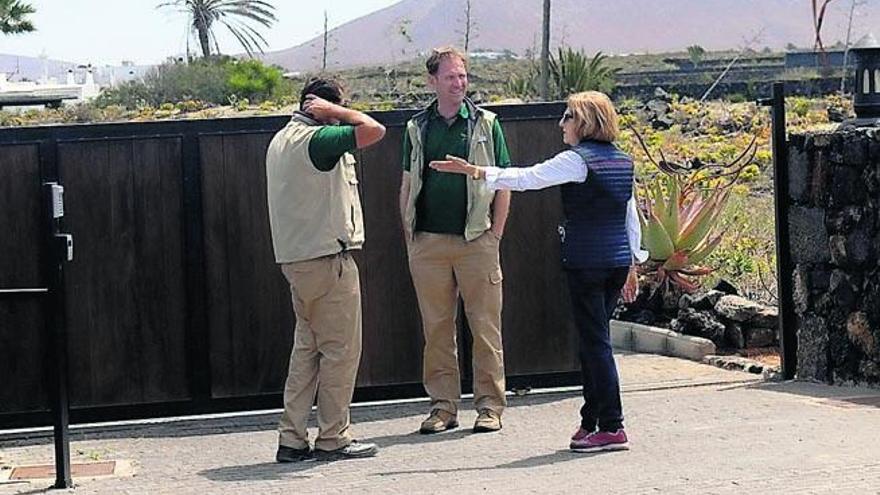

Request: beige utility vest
left=266, top=119, right=364, bottom=263
left=403, top=106, right=498, bottom=241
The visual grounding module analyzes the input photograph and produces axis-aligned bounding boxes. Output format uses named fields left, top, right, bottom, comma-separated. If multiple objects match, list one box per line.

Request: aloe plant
left=549, top=48, right=619, bottom=99
left=631, top=128, right=757, bottom=292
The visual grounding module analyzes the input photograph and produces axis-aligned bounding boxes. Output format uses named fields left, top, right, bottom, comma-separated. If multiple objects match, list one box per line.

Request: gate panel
left=60, top=138, right=189, bottom=407
left=500, top=119, right=581, bottom=376
left=356, top=127, right=424, bottom=387
left=201, top=133, right=293, bottom=399
left=0, top=144, right=49, bottom=412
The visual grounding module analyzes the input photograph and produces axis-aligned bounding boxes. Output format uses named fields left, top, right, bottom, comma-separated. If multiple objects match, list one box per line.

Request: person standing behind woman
left=400, top=47, right=512, bottom=435
left=429, top=91, right=648, bottom=453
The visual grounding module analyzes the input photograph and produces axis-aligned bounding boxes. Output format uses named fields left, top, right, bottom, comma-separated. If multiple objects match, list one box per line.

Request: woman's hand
left=429, top=155, right=480, bottom=177
left=621, top=265, right=639, bottom=304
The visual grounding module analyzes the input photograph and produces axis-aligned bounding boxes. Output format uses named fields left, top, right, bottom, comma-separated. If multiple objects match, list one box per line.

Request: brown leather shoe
left=419, top=409, right=459, bottom=434
left=473, top=408, right=502, bottom=433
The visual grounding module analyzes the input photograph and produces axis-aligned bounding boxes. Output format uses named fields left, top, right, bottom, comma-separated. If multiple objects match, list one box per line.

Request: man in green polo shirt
left=400, top=46, right=512, bottom=434
left=266, top=77, right=385, bottom=462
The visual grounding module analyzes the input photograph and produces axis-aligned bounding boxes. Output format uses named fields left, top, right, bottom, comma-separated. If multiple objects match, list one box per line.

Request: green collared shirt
left=402, top=102, right=511, bottom=235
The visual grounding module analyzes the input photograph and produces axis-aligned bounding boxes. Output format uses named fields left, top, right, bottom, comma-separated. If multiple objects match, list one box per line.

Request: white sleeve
left=482, top=150, right=586, bottom=191
left=627, top=195, right=649, bottom=263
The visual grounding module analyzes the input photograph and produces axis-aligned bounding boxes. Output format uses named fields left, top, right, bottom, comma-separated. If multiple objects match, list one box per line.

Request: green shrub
left=96, top=58, right=288, bottom=109
left=505, top=72, right=537, bottom=100
left=788, top=96, right=812, bottom=118
left=227, top=59, right=283, bottom=102
left=705, top=191, right=777, bottom=303
left=97, top=59, right=230, bottom=108
left=94, top=80, right=152, bottom=109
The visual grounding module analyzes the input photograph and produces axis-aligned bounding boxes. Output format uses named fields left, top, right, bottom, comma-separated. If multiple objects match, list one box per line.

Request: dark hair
left=425, top=46, right=468, bottom=75
left=299, top=77, right=344, bottom=107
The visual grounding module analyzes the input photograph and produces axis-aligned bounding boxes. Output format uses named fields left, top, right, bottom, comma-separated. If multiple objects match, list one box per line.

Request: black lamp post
left=846, top=33, right=880, bottom=126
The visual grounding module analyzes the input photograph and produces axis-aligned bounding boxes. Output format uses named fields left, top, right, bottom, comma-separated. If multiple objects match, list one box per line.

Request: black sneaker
left=314, top=440, right=378, bottom=461
left=276, top=445, right=312, bottom=463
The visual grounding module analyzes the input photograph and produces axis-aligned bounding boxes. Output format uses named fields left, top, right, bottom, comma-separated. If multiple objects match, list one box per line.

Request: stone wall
left=614, top=77, right=842, bottom=102
left=787, top=127, right=880, bottom=384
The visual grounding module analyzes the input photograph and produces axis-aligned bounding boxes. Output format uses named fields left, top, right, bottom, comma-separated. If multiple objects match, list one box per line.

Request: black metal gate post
left=760, top=82, right=797, bottom=380
left=44, top=181, right=74, bottom=489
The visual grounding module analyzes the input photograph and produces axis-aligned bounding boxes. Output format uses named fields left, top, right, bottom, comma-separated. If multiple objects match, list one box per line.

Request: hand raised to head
left=301, top=94, right=341, bottom=121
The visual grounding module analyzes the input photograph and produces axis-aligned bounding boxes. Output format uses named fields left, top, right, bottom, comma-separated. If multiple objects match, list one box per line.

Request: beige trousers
left=278, top=252, right=362, bottom=451
left=408, top=231, right=506, bottom=416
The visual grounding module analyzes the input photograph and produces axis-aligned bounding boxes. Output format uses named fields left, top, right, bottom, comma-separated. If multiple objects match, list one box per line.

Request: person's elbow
left=355, top=122, right=386, bottom=149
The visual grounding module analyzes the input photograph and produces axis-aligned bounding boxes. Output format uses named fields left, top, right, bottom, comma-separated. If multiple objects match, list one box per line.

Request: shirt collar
left=429, top=101, right=469, bottom=121
left=291, top=110, right=320, bottom=126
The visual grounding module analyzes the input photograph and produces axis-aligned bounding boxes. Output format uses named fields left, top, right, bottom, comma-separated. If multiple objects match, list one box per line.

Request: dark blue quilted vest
left=559, top=140, right=634, bottom=269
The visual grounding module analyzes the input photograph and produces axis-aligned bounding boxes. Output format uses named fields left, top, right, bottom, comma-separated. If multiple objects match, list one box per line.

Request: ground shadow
left=369, top=427, right=472, bottom=448
left=198, top=461, right=316, bottom=482
left=372, top=448, right=624, bottom=477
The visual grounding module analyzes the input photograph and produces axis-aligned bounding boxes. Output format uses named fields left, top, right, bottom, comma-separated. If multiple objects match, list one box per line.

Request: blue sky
left=1, top=0, right=401, bottom=65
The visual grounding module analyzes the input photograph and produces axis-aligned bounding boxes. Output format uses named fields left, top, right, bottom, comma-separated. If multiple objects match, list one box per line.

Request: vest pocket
left=340, top=154, right=362, bottom=240
left=342, top=154, right=358, bottom=184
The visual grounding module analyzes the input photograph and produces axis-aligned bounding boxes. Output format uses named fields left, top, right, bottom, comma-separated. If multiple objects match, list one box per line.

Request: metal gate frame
left=0, top=139, right=73, bottom=488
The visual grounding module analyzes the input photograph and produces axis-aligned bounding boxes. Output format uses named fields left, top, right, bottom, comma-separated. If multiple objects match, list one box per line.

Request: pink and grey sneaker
left=570, top=429, right=629, bottom=453
left=569, top=427, right=593, bottom=448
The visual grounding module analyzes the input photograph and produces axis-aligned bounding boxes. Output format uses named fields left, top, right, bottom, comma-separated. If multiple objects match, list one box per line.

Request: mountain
left=0, top=54, right=76, bottom=82
left=261, top=0, right=879, bottom=71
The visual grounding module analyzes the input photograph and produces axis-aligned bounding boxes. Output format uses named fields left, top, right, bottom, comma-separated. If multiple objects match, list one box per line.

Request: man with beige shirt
left=400, top=47, right=512, bottom=434
left=266, top=77, right=385, bottom=462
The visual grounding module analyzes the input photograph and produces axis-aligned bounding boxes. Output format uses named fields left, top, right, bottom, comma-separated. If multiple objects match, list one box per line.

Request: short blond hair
left=566, top=91, right=620, bottom=142
left=425, top=46, right=468, bottom=75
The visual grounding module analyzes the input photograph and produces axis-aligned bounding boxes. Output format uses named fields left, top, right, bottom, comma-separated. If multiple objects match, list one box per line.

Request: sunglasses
left=561, top=111, right=574, bottom=122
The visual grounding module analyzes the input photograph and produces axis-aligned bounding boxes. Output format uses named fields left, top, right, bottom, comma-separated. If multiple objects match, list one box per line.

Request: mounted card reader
left=51, top=184, right=64, bottom=219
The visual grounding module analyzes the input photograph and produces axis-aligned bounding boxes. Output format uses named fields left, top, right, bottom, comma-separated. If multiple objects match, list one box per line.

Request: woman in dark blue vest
left=429, top=91, right=647, bottom=453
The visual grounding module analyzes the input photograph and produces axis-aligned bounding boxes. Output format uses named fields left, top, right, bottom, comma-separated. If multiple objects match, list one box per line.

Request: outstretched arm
left=429, top=151, right=586, bottom=191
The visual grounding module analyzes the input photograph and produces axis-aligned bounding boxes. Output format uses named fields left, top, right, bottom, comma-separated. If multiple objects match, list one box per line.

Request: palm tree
left=158, top=0, right=277, bottom=58
left=540, top=0, right=551, bottom=100
left=0, top=0, right=36, bottom=35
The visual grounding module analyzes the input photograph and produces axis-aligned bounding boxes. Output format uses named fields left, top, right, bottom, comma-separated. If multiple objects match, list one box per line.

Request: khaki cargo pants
left=408, top=231, right=506, bottom=416
left=278, top=252, right=361, bottom=451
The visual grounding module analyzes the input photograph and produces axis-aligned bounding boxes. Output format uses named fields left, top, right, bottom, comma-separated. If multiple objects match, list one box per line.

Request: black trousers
left=565, top=266, right=629, bottom=432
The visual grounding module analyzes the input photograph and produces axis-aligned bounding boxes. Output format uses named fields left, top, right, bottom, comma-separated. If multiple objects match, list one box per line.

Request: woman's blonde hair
left=566, top=91, right=620, bottom=142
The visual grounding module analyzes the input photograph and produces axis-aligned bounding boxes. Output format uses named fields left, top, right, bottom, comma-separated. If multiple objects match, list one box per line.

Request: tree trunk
left=840, top=0, right=858, bottom=92
left=323, top=10, right=328, bottom=70
left=195, top=20, right=211, bottom=58
left=540, top=0, right=551, bottom=100
left=464, top=0, right=472, bottom=53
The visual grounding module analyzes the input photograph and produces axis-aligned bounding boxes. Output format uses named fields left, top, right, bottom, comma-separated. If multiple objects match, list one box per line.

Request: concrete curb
left=611, top=319, right=716, bottom=361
